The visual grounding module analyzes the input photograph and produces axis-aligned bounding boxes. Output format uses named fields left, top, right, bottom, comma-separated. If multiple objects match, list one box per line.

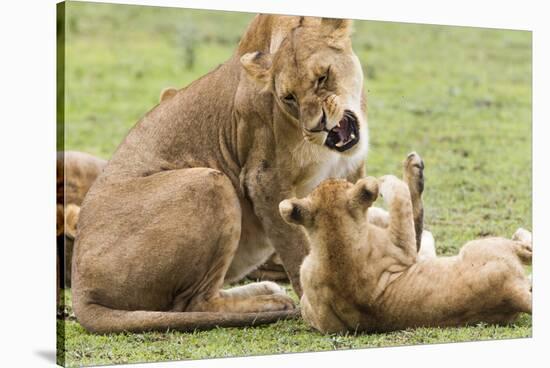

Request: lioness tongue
left=334, top=118, right=351, bottom=145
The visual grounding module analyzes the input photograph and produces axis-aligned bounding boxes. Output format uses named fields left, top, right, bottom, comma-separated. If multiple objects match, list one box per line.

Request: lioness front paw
left=258, top=281, right=287, bottom=295
left=403, top=151, right=425, bottom=195
left=258, top=294, right=296, bottom=312
left=379, top=175, right=408, bottom=205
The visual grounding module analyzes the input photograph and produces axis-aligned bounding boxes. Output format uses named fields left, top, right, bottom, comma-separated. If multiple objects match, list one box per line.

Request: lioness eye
left=283, top=93, right=296, bottom=104
left=317, top=66, right=330, bottom=87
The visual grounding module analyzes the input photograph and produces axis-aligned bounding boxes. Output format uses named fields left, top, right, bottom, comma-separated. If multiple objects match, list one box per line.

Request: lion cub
left=279, top=153, right=532, bottom=334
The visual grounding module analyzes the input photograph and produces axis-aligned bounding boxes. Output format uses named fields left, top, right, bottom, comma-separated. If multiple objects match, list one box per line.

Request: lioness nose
left=307, top=110, right=327, bottom=133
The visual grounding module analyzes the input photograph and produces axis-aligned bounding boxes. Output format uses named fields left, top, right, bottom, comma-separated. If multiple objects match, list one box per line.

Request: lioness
left=58, top=88, right=183, bottom=290
left=73, top=15, right=370, bottom=333
left=280, top=152, right=532, bottom=334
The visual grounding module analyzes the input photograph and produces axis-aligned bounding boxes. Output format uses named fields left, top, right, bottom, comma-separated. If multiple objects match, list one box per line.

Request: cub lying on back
left=279, top=152, right=532, bottom=333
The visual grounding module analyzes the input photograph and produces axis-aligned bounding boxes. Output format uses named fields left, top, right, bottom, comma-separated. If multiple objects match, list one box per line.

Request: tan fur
left=159, top=87, right=178, bottom=102
left=254, top=153, right=434, bottom=282
left=72, top=15, right=368, bottom=333
left=64, top=204, right=80, bottom=239
left=281, top=153, right=532, bottom=333
left=57, top=88, right=189, bottom=291
left=56, top=151, right=107, bottom=290
left=247, top=253, right=289, bottom=282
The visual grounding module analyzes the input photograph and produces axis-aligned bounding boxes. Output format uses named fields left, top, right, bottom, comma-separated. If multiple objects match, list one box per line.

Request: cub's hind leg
left=506, top=282, right=532, bottom=314
left=368, top=152, right=435, bottom=258
left=512, top=228, right=532, bottom=245
left=507, top=231, right=532, bottom=314
left=402, top=152, right=425, bottom=252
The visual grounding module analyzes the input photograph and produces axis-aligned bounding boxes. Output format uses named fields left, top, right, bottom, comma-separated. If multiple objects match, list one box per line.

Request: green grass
left=58, top=287, right=531, bottom=367
left=59, top=1, right=532, bottom=367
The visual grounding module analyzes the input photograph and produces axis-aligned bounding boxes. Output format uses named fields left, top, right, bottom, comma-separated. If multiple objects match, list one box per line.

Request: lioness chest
left=225, top=143, right=367, bottom=282
left=293, top=153, right=363, bottom=198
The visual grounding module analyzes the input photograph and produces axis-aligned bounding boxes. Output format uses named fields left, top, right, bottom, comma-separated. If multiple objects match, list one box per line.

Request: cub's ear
left=279, top=198, right=312, bottom=227
left=240, top=51, right=273, bottom=85
left=348, top=176, right=379, bottom=208
left=320, top=18, right=353, bottom=43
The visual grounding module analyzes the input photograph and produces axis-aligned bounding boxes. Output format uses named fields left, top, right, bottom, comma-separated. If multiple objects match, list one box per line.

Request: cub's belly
left=224, top=200, right=275, bottom=283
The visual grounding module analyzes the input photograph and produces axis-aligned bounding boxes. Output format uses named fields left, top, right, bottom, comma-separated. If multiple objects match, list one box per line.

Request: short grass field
left=58, top=2, right=532, bottom=367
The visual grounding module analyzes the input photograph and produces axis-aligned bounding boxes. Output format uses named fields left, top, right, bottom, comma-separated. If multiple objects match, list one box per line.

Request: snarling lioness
left=73, top=15, right=369, bottom=333
left=280, top=153, right=532, bottom=334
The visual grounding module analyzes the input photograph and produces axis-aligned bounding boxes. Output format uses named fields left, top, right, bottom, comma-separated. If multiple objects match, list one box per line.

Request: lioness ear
left=159, top=87, right=177, bottom=103
left=320, top=18, right=353, bottom=41
left=240, top=51, right=273, bottom=85
left=279, top=198, right=312, bottom=227
left=348, top=177, right=379, bottom=209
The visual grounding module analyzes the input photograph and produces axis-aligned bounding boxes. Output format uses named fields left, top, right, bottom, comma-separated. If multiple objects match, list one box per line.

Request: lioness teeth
left=350, top=133, right=356, bottom=140
left=335, top=141, right=345, bottom=148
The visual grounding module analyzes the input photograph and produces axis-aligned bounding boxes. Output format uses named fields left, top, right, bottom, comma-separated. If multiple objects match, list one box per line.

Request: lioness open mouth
left=324, top=110, right=360, bottom=152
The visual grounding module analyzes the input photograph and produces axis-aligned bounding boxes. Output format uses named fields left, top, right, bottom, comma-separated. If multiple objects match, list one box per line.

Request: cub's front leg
left=378, top=175, right=417, bottom=261
left=244, top=163, right=309, bottom=296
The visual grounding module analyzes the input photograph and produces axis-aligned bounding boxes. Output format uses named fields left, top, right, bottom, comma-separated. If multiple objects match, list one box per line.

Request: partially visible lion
left=280, top=152, right=532, bottom=334
left=57, top=151, right=107, bottom=290
left=72, top=15, right=371, bottom=333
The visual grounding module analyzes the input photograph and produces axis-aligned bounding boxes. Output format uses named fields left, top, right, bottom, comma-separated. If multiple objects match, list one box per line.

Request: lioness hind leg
left=178, top=171, right=295, bottom=314
left=73, top=168, right=295, bottom=333
left=186, top=270, right=294, bottom=314
left=402, top=151, right=425, bottom=251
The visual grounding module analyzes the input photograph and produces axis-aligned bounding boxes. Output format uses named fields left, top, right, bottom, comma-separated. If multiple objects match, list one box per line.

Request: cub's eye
left=283, top=93, right=297, bottom=104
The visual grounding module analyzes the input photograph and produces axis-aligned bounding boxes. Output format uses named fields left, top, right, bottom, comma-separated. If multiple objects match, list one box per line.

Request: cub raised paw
left=378, top=175, right=410, bottom=206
